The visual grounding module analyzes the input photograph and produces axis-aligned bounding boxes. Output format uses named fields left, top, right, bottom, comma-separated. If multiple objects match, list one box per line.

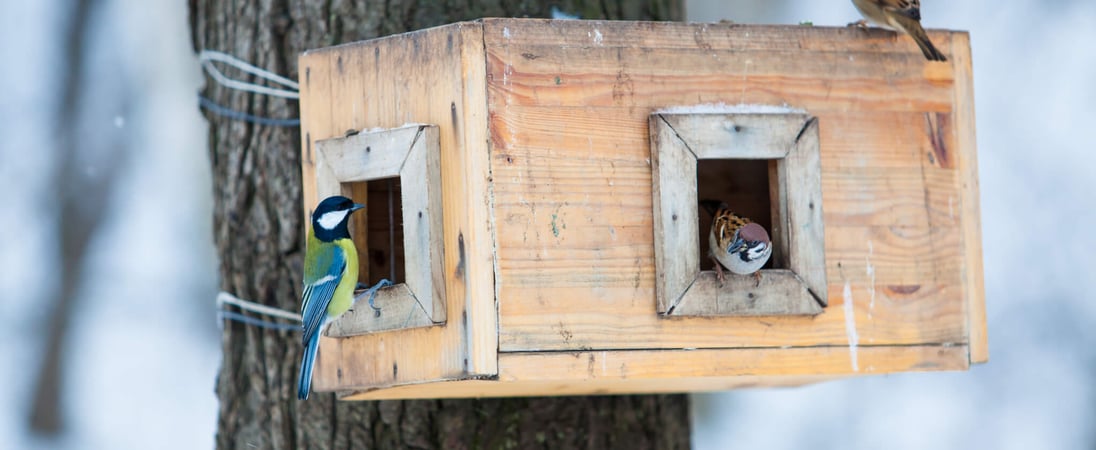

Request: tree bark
left=190, top=2, right=688, bottom=449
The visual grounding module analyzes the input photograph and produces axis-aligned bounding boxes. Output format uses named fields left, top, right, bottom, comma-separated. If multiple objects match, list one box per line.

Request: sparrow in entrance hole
left=702, top=200, right=772, bottom=286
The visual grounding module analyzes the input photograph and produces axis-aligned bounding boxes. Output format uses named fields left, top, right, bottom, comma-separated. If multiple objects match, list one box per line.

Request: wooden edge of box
left=338, top=345, right=968, bottom=400
left=456, top=23, right=500, bottom=375
left=950, top=32, right=988, bottom=364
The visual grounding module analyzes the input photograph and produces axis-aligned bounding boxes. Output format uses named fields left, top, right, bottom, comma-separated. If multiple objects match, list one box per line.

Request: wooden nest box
left=299, top=18, right=986, bottom=400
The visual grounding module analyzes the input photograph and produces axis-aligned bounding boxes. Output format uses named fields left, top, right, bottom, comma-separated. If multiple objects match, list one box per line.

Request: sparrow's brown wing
left=877, top=0, right=922, bottom=20
left=712, top=208, right=750, bottom=245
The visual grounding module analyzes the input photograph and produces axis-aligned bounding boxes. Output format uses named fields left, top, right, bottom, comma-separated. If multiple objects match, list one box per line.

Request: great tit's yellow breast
left=327, top=237, right=359, bottom=317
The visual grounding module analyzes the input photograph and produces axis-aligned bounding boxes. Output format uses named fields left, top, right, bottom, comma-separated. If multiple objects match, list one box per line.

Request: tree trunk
left=31, top=0, right=131, bottom=435
left=190, top=2, right=688, bottom=449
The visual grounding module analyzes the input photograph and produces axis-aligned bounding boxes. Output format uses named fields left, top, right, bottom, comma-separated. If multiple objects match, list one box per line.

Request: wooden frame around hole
left=650, top=113, right=828, bottom=316
left=313, top=124, right=446, bottom=335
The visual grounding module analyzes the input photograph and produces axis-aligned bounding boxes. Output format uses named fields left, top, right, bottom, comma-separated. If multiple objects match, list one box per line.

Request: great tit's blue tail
left=297, top=330, right=321, bottom=400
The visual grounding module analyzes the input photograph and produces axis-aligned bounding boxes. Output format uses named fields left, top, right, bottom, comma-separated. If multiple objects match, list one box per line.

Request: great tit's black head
left=312, top=195, right=365, bottom=241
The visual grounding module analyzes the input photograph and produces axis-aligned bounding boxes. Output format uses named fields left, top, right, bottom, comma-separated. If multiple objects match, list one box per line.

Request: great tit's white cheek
left=317, top=210, right=349, bottom=230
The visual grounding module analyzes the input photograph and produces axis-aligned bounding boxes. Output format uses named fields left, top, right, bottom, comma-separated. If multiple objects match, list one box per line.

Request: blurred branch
left=28, top=0, right=129, bottom=435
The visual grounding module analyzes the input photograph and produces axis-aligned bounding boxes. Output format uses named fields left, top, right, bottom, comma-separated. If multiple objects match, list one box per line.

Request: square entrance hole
left=696, top=159, right=783, bottom=271
left=348, top=177, right=406, bottom=286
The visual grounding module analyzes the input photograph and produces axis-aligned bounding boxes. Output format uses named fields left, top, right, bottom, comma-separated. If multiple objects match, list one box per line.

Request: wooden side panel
left=485, top=19, right=973, bottom=375
left=299, top=22, right=498, bottom=393
left=341, top=344, right=968, bottom=400
left=782, top=118, right=828, bottom=305
left=674, top=269, right=823, bottom=316
left=661, top=113, right=805, bottom=159
left=316, top=126, right=421, bottom=182
left=327, top=284, right=433, bottom=336
left=400, top=126, right=447, bottom=322
left=951, top=33, right=988, bottom=364
left=649, top=115, right=699, bottom=312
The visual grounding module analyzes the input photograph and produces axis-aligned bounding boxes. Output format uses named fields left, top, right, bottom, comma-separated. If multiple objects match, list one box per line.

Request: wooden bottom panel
left=498, top=279, right=967, bottom=352
left=339, top=345, right=968, bottom=400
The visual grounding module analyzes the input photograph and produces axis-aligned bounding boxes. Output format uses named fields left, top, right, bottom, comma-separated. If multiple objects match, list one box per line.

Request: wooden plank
left=817, top=110, right=961, bottom=228
left=303, top=22, right=499, bottom=393
left=490, top=107, right=961, bottom=242
left=329, top=47, right=369, bottom=135
left=315, top=325, right=456, bottom=392
left=782, top=117, right=828, bottom=306
left=498, top=281, right=967, bottom=351
left=453, top=23, right=500, bottom=377
left=499, top=346, right=967, bottom=381
left=496, top=221, right=966, bottom=351
left=299, top=50, right=334, bottom=214
left=659, top=113, right=809, bottom=160
left=951, top=33, right=988, bottom=364
left=484, top=42, right=955, bottom=113
left=343, top=375, right=832, bottom=400
left=673, top=269, right=823, bottom=316
left=818, top=111, right=955, bottom=170
left=482, top=19, right=956, bottom=56
left=401, top=125, right=434, bottom=319
left=824, top=225, right=962, bottom=284
left=326, top=285, right=434, bottom=336
left=487, top=56, right=953, bottom=113
left=399, top=126, right=446, bottom=322
left=339, top=344, right=968, bottom=399
left=313, top=151, right=343, bottom=200
left=649, top=115, right=699, bottom=313
left=314, top=125, right=420, bottom=182
left=820, top=166, right=959, bottom=228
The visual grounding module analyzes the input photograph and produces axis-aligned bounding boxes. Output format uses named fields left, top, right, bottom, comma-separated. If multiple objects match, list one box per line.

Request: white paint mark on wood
left=843, top=281, right=860, bottom=372
left=866, top=239, right=875, bottom=318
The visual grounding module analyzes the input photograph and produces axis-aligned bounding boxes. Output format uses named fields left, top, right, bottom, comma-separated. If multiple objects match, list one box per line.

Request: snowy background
left=1, top=0, right=1093, bottom=449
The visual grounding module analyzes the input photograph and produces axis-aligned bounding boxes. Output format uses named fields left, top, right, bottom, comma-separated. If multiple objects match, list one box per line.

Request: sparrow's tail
left=297, top=330, right=321, bottom=400
left=894, top=16, right=947, bottom=61
left=698, top=199, right=729, bottom=218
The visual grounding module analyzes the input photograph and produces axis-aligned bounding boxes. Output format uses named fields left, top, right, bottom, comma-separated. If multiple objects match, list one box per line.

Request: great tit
left=297, top=195, right=365, bottom=400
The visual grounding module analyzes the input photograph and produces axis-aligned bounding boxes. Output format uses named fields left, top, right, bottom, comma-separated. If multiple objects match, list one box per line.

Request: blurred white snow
left=0, top=0, right=217, bottom=449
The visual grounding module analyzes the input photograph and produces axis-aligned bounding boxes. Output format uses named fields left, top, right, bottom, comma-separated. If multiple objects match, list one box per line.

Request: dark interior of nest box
left=346, top=177, right=406, bottom=286
left=696, top=159, right=783, bottom=271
